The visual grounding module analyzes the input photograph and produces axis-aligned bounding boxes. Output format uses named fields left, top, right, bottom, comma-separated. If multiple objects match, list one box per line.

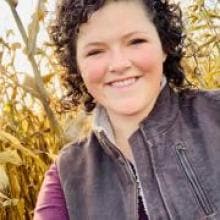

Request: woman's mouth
left=108, top=76, right=140, bottom=88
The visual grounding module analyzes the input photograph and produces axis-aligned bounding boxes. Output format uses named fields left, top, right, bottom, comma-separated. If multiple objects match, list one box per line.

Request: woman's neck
left=111, top=114, right=139, bottom=141
left=108, top=94, right=158, bottom=142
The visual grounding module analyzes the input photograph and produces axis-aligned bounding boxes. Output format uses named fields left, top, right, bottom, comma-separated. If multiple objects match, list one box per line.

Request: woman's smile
left=106, top=76, right=140, bottom=88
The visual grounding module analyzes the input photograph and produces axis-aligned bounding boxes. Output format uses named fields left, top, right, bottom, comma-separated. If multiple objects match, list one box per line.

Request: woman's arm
left=33, top=163, right=69, bottom=220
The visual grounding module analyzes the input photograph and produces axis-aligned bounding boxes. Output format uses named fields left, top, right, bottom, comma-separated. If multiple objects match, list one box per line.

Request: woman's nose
left=108, top=49, right=131, bottom=73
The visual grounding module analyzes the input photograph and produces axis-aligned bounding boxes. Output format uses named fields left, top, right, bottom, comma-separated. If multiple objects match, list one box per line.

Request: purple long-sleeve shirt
left=34, top=163, right=148, bottom=220
left=34, top=163, right=69, bottom=220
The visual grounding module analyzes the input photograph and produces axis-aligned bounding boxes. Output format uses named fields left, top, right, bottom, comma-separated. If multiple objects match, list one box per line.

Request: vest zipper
left=176, top=143, right=214, bottom=216
left=99, top=131, right=139, bottom=220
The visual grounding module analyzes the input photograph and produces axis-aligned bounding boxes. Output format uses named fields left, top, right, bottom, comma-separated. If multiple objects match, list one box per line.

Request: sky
left=0, top=0, right=55, bottom=77
left=0, top=0, right=55, bottom=38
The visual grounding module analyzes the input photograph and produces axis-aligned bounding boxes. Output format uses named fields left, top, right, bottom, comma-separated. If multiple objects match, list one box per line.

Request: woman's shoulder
left=56, top=131, right=100, bottom=167
left=178, top=87, right=220, bottom=105
left=55, top=139, right=89, bottom=180
left=195, top=88, right=220, bottom=101
left=57, top=138, right=88, bottom=162
left=176, top=87, right=220, bottom=120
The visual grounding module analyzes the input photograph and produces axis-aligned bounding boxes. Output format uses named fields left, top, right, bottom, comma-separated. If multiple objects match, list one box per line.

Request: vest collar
left=129, top=84, right=179, bottom=143
left=93, top=104, right=116, bottom=145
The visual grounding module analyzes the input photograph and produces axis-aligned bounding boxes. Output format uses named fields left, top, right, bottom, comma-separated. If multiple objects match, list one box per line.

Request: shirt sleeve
left=33, top=163, right=69, bottom=220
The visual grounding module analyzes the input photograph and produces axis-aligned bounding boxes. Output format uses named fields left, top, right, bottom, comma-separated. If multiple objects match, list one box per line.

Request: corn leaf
left=0, top=150, right=22, bottom=166
left=0, top=165, right=9, bottom=190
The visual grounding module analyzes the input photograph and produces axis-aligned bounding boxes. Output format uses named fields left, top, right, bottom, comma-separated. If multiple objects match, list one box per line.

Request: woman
left=34, top=0, right=220, bottom=219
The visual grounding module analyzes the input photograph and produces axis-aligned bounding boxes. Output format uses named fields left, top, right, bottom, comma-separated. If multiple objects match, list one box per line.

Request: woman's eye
left=86, top=50, right=103, bottom=57
left=129, top=38, right=146, bottom=45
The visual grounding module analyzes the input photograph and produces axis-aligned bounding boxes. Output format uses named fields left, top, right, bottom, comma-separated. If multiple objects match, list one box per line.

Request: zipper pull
left=176, top=143, right=187, bottom=151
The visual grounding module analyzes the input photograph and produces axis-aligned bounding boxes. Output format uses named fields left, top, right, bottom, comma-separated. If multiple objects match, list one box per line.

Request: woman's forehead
left=76, top=0, right=156, bottom=49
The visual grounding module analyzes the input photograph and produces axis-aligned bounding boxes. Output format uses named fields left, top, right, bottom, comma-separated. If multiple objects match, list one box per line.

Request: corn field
left=0, top=0, right=219, bottom=219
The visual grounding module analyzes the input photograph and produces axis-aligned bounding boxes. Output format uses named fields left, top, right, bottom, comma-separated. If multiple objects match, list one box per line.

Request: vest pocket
left=176, top=143, right=214, bottom=216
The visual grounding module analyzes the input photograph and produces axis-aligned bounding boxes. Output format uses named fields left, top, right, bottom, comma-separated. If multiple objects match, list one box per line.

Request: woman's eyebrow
left=121, top=31, right=148, bottom=39
left=83, top=31, right=148, bottom=47
left=84, top=41, right=106, bottom=48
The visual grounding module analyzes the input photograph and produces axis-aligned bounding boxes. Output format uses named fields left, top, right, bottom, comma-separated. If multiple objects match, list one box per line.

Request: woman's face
left=76, top=0, right=167, bottom=118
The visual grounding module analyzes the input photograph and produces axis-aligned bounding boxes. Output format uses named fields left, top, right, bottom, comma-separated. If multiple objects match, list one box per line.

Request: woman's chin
left=107, top=103, right=146, bottom=118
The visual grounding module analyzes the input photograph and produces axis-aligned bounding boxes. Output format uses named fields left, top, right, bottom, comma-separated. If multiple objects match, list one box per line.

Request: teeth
left=110, top=77, right=136, bottom=88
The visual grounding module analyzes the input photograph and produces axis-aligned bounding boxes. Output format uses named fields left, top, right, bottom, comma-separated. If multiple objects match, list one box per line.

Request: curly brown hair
left=49, top=0, right=186, bottom=112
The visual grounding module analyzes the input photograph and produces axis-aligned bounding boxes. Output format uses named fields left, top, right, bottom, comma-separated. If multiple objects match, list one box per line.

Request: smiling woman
left=34, top=0, right=220, bottom=220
